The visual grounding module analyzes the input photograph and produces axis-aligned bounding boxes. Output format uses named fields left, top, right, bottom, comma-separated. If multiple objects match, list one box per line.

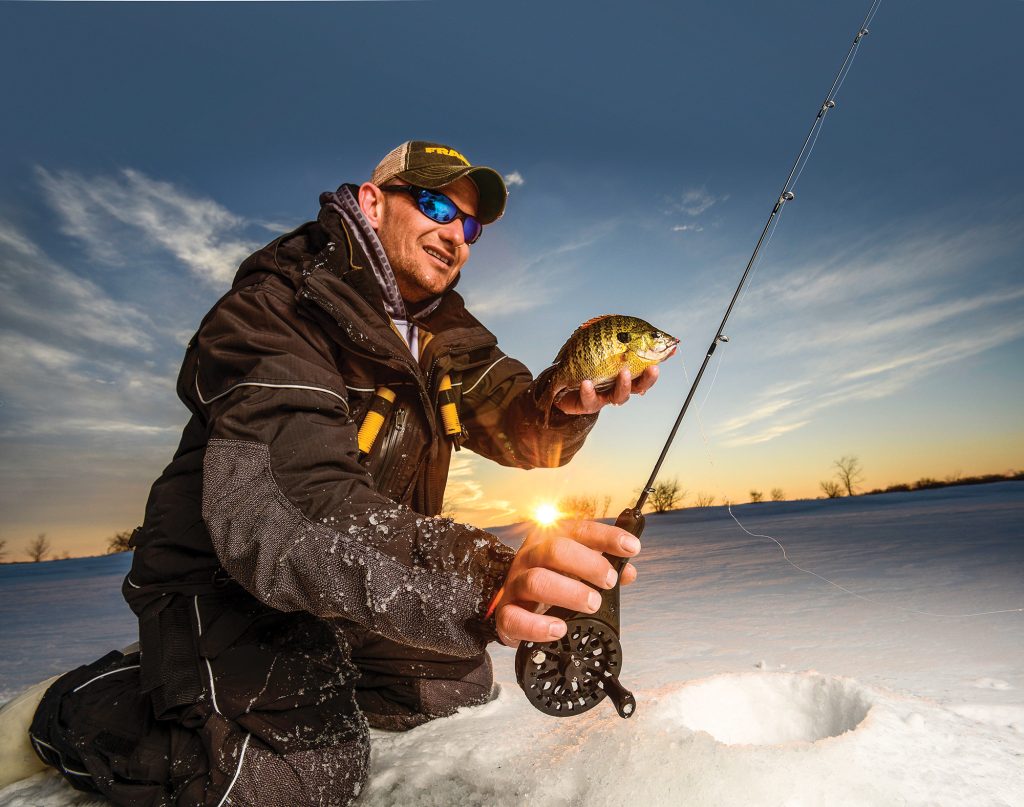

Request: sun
left=532, top=501, right=562, bottom=527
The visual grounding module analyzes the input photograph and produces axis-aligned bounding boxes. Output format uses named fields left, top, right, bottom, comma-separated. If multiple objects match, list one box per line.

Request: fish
left=539, top=315, right=679, bottom=423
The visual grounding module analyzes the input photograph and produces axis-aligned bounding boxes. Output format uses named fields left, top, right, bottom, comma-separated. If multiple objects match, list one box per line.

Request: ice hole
left=668, top=673, right=872, bottom=745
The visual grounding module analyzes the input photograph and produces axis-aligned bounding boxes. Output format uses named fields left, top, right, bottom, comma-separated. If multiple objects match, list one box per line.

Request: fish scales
left=539, top=315, right=678, bottom=424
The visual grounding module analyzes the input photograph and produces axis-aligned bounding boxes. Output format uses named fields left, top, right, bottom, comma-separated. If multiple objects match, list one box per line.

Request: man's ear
left=358, top=182, right=384, bottom=229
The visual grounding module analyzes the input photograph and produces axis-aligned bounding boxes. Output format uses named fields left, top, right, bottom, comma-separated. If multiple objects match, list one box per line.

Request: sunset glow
left=532, top=502, right=562, bottom=526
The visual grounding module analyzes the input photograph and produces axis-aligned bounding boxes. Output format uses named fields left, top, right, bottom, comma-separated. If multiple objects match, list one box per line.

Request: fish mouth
left=638, top=337, right=679, bottom=362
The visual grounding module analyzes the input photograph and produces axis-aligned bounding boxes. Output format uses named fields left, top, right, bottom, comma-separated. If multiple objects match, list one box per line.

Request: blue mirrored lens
left=414, top=188, right=482, bottom=244
left=462, top=217, right=482, bottom=244
left=416, top=190, right=458, bottom=224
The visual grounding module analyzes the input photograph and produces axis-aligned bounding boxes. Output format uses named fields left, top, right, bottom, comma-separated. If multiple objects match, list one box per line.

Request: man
left=21, top=141, right=653, bottom=805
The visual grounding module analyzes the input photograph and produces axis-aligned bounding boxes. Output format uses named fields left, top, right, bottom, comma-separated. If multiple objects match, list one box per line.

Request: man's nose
left=438, top=218, right=465, bottom=247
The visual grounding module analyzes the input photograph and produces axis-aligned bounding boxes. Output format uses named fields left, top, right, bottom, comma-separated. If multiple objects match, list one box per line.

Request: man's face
left=372, top=176, right=480, bottom=304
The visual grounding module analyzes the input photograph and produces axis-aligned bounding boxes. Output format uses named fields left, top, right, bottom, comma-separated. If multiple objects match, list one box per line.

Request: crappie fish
left=539, top=315, right=679, bottom=422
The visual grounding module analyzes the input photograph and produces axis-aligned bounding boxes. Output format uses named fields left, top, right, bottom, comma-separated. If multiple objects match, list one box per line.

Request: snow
left=2, top=482, right=1022, bottom=806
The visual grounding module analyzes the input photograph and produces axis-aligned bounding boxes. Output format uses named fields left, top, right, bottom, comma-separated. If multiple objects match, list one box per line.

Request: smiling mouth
left=423, top=247, right=452, bottom=267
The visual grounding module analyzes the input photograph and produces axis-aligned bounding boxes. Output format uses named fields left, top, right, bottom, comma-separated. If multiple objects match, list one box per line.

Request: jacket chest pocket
left=366, top=398, right=428, bottom=503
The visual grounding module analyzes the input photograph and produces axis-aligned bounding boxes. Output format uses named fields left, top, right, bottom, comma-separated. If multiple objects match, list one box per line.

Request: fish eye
left=651, top=331, right=661, bottom=338
left=616, top=332, right=631, bottom=344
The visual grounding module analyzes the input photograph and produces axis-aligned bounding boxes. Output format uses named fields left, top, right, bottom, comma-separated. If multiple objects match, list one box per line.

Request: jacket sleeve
left=195, top=282, right=514, bottom=659
left=458, top=348, right=598, bottom=469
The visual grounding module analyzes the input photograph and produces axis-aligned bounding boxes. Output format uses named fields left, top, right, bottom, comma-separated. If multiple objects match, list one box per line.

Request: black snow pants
left=29, top=587, right=494, bottom=806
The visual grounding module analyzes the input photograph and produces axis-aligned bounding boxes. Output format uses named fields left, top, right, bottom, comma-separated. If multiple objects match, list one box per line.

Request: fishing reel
left=515, top=508, right=645, bottom=718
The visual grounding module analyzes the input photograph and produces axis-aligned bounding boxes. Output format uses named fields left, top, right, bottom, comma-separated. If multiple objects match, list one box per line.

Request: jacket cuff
left=469, top=536, right=515, bottom=644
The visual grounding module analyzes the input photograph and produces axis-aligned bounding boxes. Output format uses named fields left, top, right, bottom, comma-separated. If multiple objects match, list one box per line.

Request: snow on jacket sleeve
left=195, top=281, right=514, bottom=659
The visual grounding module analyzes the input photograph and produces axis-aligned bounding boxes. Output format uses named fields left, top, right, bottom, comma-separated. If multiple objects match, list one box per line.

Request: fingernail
left=605, top=569, right=618, bottom=588
left=587, top=591, right=602, bottom=611
left=549, top=621, right=567, bottom=639
left=621, top=535, right=641, bottom=554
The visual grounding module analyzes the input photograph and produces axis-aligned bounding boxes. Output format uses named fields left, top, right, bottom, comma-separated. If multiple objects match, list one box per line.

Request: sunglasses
left=381, top=185, right=483, bottom=245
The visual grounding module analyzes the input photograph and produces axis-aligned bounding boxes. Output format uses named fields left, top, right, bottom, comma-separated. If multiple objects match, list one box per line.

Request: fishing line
left=732, top=202, right=787, bottom=311
left=681, top=358, right=1022, bottom=619
left=678, top=387, right=1023, bottom=619
left=726, top=505, right=1024, bottom=618
left=679, top=357, right=720, bottom=469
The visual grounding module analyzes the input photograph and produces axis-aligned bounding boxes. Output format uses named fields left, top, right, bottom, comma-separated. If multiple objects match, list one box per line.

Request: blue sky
left=1, top=0, right=1022, bottom=557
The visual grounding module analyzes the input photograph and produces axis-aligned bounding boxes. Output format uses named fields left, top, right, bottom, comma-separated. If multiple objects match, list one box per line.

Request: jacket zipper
left=375, top=404, right=408, bottom=494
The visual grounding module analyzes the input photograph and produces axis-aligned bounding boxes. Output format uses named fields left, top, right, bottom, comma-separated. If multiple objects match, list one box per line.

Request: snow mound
left=662, top=671, right=872, bottom=745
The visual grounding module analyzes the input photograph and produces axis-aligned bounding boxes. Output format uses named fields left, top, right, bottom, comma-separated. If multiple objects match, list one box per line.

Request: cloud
left=667, top=186, right=729, bottom=218
left=672, top=223, right=704, bottom=233
left=0, top=330, right=183, bottom=441
left=0, top=223, right=156, bottom=351
left=443, top=453, right=516, bottom=524
left=0, top=221, right=45, bottom=260
left=504, top=171, right=525, bottom=187
left=464, top=220, right=618, bottom=318
left=36, top=166, right=257, bottom=286
left=0, top=223, right=185, bottom=452
left=705, top=219, right=1024, bottom=448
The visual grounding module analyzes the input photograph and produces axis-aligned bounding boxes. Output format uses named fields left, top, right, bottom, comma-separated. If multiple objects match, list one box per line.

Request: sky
left=1, top=0, right=1022, bottom=559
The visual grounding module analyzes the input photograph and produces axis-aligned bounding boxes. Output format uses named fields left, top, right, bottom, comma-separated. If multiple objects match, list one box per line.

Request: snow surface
left=1, top=482, right=1022, bottom=806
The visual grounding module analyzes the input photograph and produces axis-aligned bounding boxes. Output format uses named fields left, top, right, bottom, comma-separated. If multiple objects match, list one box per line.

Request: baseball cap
left=371, top=140, right=508, bottom=224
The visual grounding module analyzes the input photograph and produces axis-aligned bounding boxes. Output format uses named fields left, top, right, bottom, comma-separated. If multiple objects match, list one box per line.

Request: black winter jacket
left=124, top=196, right=597, bottom=659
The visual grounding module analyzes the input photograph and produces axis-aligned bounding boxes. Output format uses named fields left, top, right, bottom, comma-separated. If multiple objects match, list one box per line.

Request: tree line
left=555, top=457, right=1023, bottom=518
left=0, top=529, right=135, bottom=563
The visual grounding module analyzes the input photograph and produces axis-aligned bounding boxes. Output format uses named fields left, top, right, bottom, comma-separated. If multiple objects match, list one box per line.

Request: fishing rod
left=515, top=0, right=884, bottom=719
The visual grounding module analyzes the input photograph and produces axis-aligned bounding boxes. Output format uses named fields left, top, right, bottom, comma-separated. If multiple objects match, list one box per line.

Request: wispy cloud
left=504, top=171, right=525, bottom=187
left=444, top=453, right=516, bottom=524
left=0, top=222, right=156, bottom=351
left=665, top=186, right=729, bottom=235
left=464, top=220, right=618, bottom=317
left=36, top=166, right=257, bottom=286
left=706, top=219, right=1024, bottom=447
left=667, top=186, right=729, bottom=218
left=0, top=330, right=182, bottom=440
left=0, top=223, right=185, bottom=448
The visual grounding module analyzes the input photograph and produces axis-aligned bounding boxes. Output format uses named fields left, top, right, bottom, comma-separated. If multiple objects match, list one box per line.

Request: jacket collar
left=320, top=184, right=451, bottom=323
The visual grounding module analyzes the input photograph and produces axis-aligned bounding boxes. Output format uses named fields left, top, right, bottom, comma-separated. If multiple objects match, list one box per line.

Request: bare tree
left=820, top=480, right=843, bottom=498
left=694, top=492, right=716, bottom=508
left=649, top=478, right=684, bottom=513
left=833, top=455, right=864, bottom=496
left=0, top=538, right=6, bottom=561
left=26, top=533, right=51, bottom=562
left=600, top=495, right=612, bottom=519
left=106, top=530, right=135, bottom=554
left=559, top=495, right=597, bottom=520
left=770, top=487, right=785, bottom=502
left=749, top=490, right=764, bottom=503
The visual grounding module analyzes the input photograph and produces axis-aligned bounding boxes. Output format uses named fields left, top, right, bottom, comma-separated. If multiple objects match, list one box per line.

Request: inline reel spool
left=514, top=508, right=644, bottom=719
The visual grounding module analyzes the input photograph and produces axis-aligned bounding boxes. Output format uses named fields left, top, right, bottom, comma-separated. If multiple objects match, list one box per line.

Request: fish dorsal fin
left=577, top=313, right=606, bottom=329
left=553, top=315, right=615, bottom=364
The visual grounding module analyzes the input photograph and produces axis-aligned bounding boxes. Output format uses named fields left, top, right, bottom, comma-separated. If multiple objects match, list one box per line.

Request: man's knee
left=216, top=729, right=370, bottom=807
left=356, top=650, right=495, bottom=731
left=415, top=650, right=495, bottom=717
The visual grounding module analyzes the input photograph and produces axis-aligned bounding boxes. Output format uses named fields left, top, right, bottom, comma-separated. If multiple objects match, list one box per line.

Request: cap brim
left=396, top=165, right=508, bottom=224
